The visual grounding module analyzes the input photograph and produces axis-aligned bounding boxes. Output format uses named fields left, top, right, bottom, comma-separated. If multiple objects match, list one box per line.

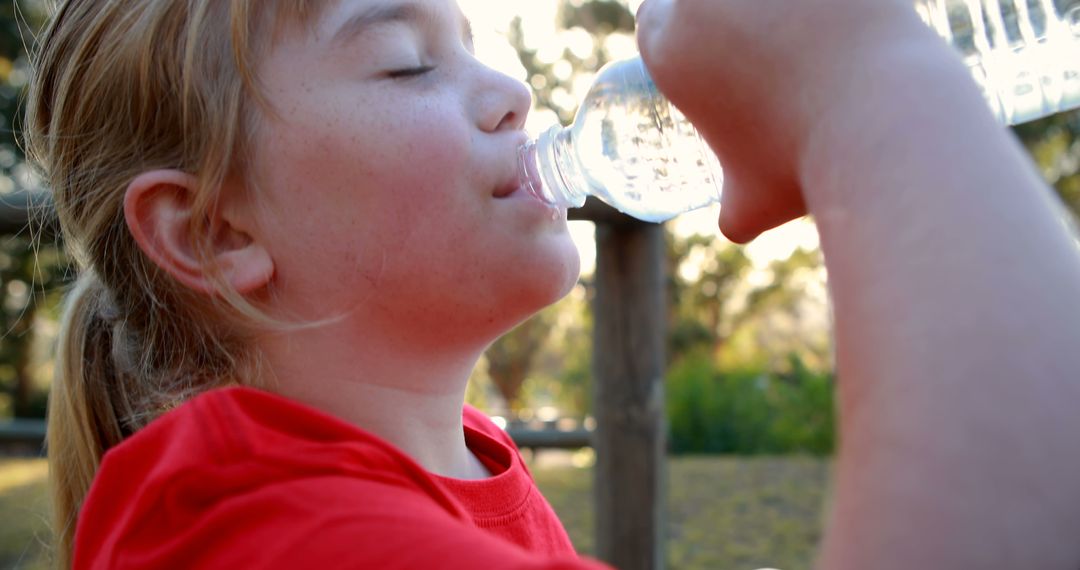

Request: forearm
left=803, top=42, right=1080, bottom=569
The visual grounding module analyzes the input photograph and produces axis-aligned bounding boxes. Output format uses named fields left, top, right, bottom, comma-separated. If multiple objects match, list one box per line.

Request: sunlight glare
left=603, top=33, right=638, bottom=60
left=562, top=28, right=595, bottom=60
left=568, top=221, right=597, bottom=276
left=672, top=204, right=821, bottom=268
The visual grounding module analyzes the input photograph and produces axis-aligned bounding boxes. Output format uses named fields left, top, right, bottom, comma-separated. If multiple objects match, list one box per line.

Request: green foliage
left=509, top=0, right=635, bottom=126
left=666, top=233, right=753, bottom=362
left=1013, top=110, right=1080, bottom=220
left=549, top=328, right=592, bottom=416
left=1, top=1, right=46, bottom=184
left=558, top=1, right=635, bottom=36
left=666, top=350, right=835, bottom=455
left=485, top=312, right=553, bottom=415
left=767, top=355, right=836, bottom=455
left=666, top=230, right=831, bottom=372
left=542, top=281, right=594, bottom=417
left=665, top=228, right=834, bottom=451
left=0, top=233, right=69, bottom=419
left=0, top=1, right=66, bottom=421
left=510, top=283, right=595, bottom=419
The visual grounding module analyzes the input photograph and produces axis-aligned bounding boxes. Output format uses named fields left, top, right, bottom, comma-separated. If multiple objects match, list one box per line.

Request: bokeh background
left=1, top=1, right=1078, bottom=568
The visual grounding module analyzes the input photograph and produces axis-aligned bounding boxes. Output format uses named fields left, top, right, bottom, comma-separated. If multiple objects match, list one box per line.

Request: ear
left=123, top=170, right=274, bottom=296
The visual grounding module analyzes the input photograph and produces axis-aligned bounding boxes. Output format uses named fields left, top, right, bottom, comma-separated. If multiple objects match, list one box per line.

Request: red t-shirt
left=73, top=387, right=610, bottom=569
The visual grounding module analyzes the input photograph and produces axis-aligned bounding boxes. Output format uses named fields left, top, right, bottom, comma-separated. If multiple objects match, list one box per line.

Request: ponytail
left=47, top=272, right=127, bottom=569
left=26, top=1, right=325, bottom=566
left=47, top=269, right=251, bottom=568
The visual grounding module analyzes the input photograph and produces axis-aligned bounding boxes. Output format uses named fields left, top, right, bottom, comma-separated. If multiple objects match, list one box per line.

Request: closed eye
left=387, top=65, right=436, bottom=79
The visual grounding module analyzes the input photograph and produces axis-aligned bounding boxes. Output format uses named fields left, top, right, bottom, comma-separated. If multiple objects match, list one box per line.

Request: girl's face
left=245, top=0, right=580, bottom=345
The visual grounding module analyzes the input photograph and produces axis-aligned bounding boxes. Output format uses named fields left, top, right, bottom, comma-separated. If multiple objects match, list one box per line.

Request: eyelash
left=387, top=66, right=436, bottom=79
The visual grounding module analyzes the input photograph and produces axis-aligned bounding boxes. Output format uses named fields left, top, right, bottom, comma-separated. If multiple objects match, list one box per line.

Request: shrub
left=667, top=351, right=835, bottom=455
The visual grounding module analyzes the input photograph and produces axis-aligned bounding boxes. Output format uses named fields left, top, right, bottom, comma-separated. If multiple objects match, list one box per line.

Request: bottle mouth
left=517, top=141, right=550, bottom=204
left=520, top=125, right=588, bottom=209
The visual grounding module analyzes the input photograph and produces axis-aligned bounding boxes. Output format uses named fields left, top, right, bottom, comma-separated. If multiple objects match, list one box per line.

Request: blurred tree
left=738, top=248, right=831, bottom=372
left=527, top=279, right=595, bottom=418
left=666, top=232, right=827, bottom=371
left=486, top=312, right=554, bottom=419
left=559, top=1, right=636, bottom=35
left=508, top=0, right=635, bottom=125
left=0, top=0, right=41, bottom=185
left=1014, top=111, right=1080, bottom=220
left=667, top=233, right=751, bottom=362
left=0, top=0, right=67, bottom=419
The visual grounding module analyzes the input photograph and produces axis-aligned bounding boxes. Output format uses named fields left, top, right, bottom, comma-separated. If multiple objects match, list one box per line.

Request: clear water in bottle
left=518, top=58, right=722, bottom=223
left=915, top=0, right=1080, bottom=124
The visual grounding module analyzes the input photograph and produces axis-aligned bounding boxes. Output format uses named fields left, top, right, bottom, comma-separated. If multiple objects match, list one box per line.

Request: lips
left=494, top=133, right=541, bottom=199
left=493, top=179, right=520, bottom=198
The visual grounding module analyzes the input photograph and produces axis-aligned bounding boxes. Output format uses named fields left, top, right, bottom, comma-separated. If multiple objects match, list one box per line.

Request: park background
left=0, top=0, right=1078, bottom=568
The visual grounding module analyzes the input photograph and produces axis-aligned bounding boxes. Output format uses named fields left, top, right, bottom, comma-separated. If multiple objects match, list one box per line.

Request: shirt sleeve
left=104, top=475, right=611, bottom=570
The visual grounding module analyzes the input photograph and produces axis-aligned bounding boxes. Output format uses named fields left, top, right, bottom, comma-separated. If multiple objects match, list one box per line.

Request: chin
left=555, top=250, right=582, bottom=299
left=491, top=244, right=581, bottom=329
left=534, top=237, right=582, bottom=304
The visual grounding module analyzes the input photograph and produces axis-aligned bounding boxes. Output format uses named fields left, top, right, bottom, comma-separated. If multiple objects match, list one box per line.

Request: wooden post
left=592, top=218, right=666, bottom=570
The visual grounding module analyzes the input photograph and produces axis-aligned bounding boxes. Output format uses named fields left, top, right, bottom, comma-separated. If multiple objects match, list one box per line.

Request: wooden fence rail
left=0, top=419, right=594, bottom=455
left=0, top=419, right=46, bottom=456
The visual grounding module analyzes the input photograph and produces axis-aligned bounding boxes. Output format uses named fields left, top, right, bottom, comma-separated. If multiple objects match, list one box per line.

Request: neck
left=256, top=323, right=492, bottom=480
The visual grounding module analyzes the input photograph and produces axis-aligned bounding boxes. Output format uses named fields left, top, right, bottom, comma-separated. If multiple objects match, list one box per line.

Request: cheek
left=249, top=94, right=490, bottom=306
left=369, top=131, right=473, bottom=212
left=360, top=119, right=481, bottom=245
left=261, top=108, right=474, bottom=223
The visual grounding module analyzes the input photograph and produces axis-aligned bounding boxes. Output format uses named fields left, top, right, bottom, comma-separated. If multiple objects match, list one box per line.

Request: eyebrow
left=331, top=2, right=473, bottom=48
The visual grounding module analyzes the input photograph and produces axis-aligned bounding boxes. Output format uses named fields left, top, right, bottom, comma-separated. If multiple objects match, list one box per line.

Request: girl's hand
left=636, top=0, right=942, bottom=242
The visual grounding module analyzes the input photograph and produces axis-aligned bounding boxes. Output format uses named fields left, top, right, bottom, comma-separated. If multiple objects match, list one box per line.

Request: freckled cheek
left=388, top=121, right=474, bottom=199
left=259, top=107, right=478, bottom=239
left=355, top=146, right=477, bottom=252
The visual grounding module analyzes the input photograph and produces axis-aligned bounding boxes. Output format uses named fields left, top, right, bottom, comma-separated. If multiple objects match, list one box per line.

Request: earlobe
left=123, top=170, right=274, bottom=296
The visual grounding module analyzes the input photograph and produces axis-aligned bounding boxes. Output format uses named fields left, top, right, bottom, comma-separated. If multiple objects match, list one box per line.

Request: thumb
left=717, top=172, right=806, bottom=244
left=717, top=174, right=763, bottom=244
left=635, top=0, right=674, bottom=65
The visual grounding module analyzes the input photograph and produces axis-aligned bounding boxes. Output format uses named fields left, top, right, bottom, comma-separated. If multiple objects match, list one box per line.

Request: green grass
left=0, top=455, right=830, bottom=570
left=0, top=459, right=51, bottom=570
left=533, top=455, right=830, bottom=569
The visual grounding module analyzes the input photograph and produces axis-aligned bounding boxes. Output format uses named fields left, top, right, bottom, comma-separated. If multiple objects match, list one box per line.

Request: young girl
left=30, top=0, right=593, bottom=567
left=29, top=0, right=1080, bottom=567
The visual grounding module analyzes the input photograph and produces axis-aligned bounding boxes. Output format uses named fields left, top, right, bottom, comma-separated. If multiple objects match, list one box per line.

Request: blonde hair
left=25, top=0, right=322, bottom=566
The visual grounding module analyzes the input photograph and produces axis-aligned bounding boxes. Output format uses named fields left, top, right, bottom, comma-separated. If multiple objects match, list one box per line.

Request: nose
left=473, top=65, right=532, bottom=133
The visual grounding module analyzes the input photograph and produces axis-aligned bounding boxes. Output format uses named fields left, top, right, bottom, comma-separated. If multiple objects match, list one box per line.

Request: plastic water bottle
left=520, top=0, right=1080, bottom=223
left=915, top=0, right=1080, bottom=124
left=518, top=57, right=722, bottom=223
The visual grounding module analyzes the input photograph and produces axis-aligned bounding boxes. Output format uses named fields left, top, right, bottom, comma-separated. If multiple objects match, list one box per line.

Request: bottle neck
left=529, top=125, right=590, bottom=208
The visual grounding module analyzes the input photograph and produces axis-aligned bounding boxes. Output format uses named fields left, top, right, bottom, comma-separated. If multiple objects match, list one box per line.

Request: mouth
left=494, top=139, right=547, bottom=201
left=491, top=131, right=532, bottom=197
left=493, top=179, right=521, bottom=199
